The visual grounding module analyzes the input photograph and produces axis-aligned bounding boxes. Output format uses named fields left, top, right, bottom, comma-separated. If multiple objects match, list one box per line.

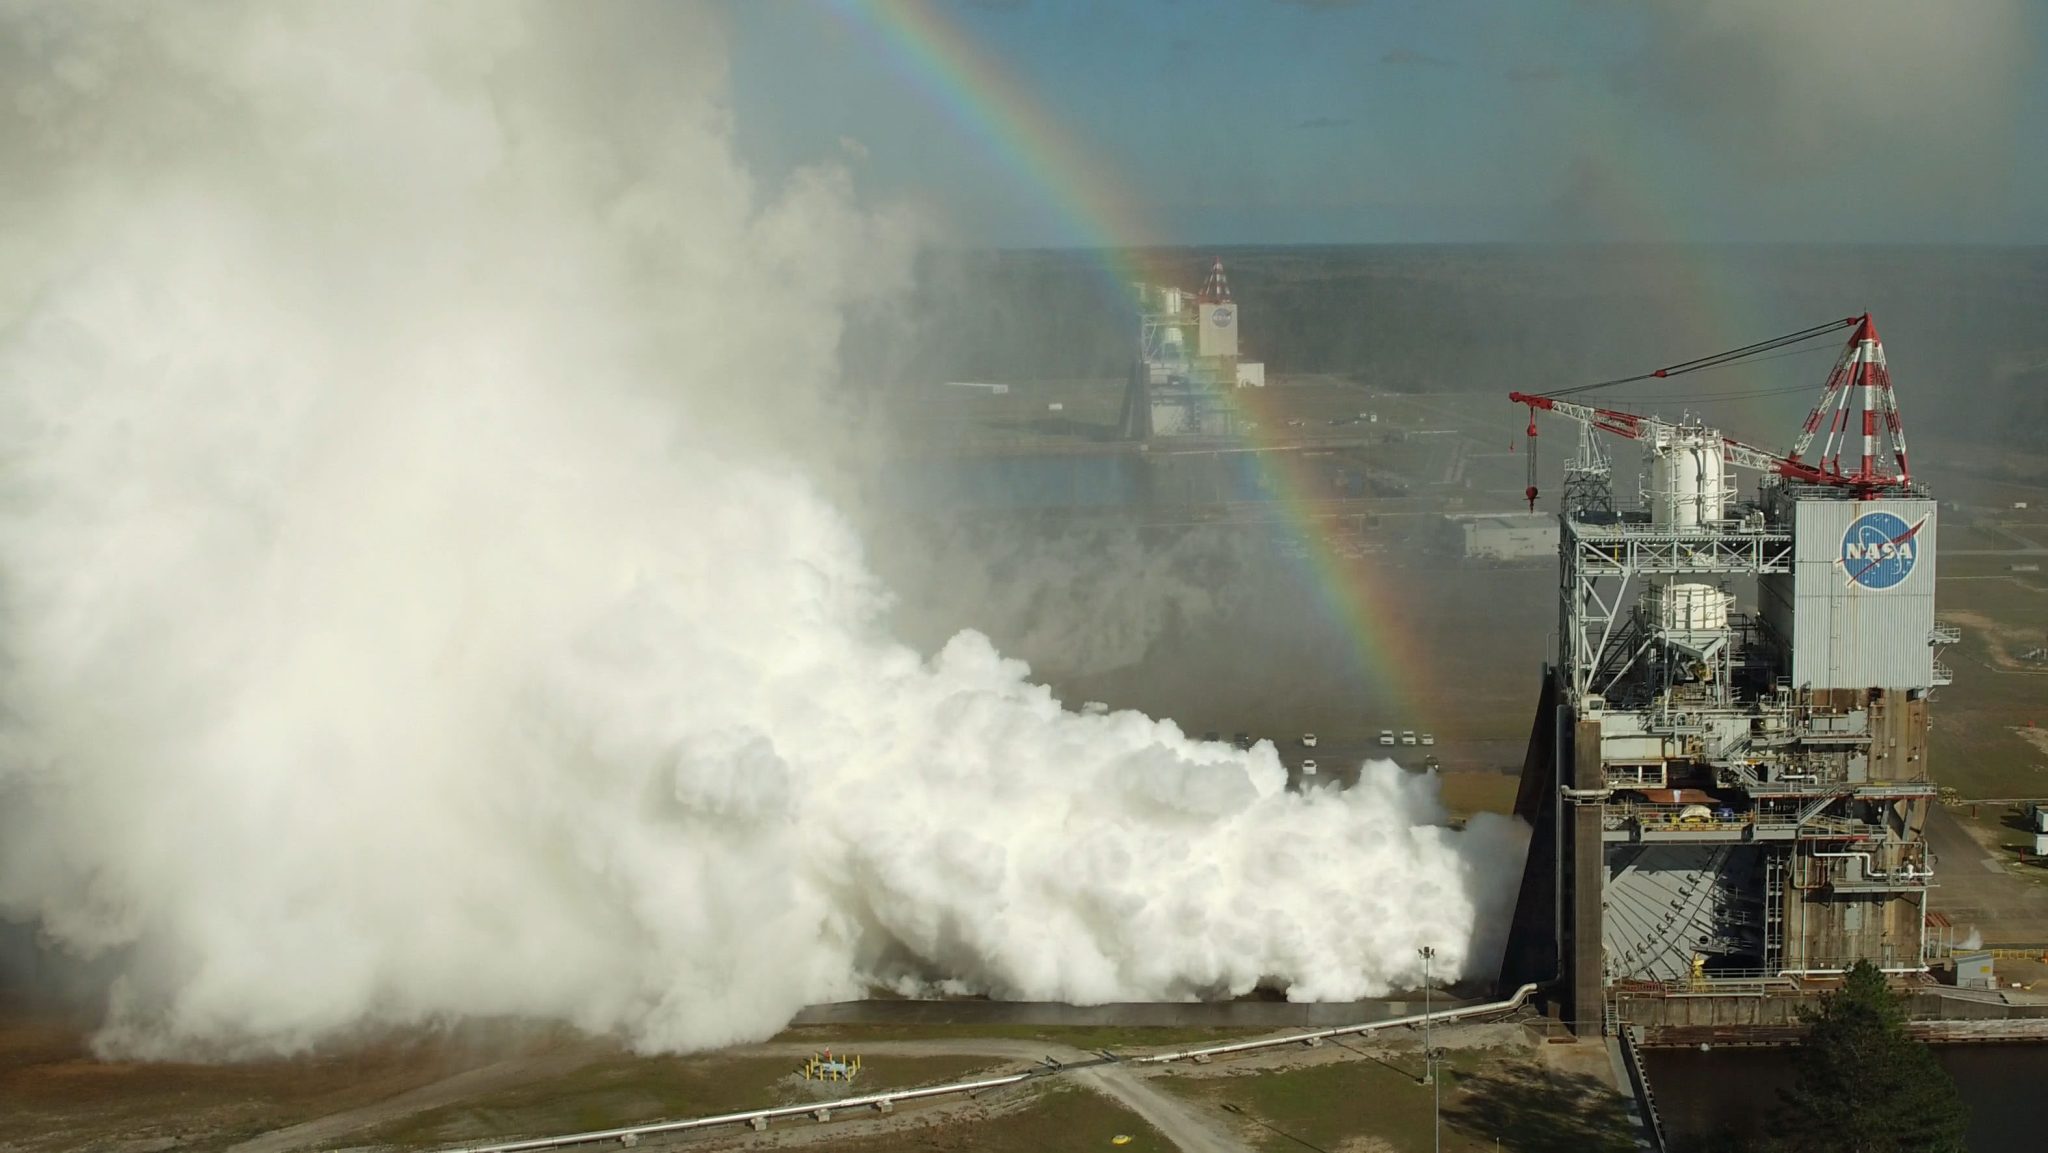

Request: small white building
left=1954, top=949, right=1996, bottom=991
left=1446, top=512, right=1559, bottom=560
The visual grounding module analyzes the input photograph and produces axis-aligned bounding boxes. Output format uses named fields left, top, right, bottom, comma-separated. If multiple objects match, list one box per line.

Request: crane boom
left=1509, top=315, right=1910, bottom=511
left=1508, top=393, right=1832, bottom=483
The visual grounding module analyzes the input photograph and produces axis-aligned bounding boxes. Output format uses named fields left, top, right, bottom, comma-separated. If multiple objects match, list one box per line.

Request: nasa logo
left=1211, top=307, right=1233, bottom=328
left=1838, top=510, right=1920, bottom=590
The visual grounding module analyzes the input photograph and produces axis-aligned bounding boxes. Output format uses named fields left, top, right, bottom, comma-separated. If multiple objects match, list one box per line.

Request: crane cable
left=1536, top=316, right=1861, bottom=400
left=1521, top=314, right=1860, bottom=509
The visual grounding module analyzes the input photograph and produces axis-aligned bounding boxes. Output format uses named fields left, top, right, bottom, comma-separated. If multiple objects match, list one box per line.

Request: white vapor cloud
left=0, top=1, right=1523, bottom=1057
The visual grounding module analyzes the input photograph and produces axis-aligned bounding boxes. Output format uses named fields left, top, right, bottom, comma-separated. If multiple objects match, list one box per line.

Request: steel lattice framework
left=1558, top=522, right=1793, bottom=703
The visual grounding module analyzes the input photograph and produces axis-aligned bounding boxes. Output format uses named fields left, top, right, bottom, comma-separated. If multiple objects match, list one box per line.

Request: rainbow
left=819, top=0, right=1163, bottom=267
left=822, top=0, right=1435, bottom=725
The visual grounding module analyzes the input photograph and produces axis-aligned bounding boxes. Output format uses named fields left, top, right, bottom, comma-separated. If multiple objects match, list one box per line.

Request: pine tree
left=1774, top=960, right=1969, bottom=1153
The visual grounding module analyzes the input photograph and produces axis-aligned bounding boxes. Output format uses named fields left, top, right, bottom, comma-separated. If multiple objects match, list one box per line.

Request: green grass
left=1926, top=572, right=2048, bottom=798
left=1160, top=1046, right=1639, bottom=1153
left=1437, top=771, right=1521, bottom=818
left=821, top=1082, right=1175, bottom=1153
left=354, top=1053, right=1000, bottom=1148
left=770, top=1023, right=1269, bottom=1050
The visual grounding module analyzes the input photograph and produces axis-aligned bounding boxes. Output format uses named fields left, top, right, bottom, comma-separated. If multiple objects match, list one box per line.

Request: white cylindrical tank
left=1654, top=582, right=1731, bottom=631
left=1648, top=428, right=1730, bottom=527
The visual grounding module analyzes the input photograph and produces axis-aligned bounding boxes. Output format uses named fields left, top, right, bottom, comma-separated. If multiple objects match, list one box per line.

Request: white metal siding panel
left=1197, top=304, right=1238, bottom=358
left=1788, top=498, right=1936, bottom=689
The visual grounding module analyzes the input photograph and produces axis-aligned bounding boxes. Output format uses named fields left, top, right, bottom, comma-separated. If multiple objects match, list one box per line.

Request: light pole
left=1418, top=945, right=1440, bottom=1153
left=1418, top=945, right=1434, bottom=1082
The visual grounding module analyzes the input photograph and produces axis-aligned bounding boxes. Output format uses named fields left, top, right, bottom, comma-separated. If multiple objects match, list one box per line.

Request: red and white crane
left=1510, top=315, right=1912, bottom=512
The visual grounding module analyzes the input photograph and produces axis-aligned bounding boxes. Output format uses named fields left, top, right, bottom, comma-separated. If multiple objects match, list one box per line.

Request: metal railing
left=1607, top=803, right=1752, bottom=836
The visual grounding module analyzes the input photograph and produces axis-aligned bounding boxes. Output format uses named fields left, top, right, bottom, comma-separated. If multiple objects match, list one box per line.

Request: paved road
left=1926, top=807, right=2048, bottom=944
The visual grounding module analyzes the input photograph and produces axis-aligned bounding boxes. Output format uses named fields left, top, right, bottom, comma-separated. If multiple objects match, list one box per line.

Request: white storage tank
left=1648, top=427, right=1731, bottom=527
left=1652, top=582, right=1731, bottom=631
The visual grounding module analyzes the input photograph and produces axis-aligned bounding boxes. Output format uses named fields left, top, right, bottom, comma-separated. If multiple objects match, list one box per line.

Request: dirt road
left=697, top=1039, right=1252, bottom=1153
left=223, top=1044, right=610, bottom=1153
left=1072, top=1064, right=1249, bottom=1153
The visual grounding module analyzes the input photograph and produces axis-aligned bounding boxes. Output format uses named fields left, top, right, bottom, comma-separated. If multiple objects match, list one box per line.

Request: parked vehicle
left=1233, top=732, right=1252, bottom=750
left=1302, top=733, right=1318, bottom=748
left=1401, top=730, right=1418, bottom=746
left=1379, top=730, right=1396, bottom=746
left=1420, top=732, right=1435, bottom=746
left=1302, top=759, right=1318, bottom=776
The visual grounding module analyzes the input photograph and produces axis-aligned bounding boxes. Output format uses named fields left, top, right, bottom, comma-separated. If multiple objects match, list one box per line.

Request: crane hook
left=1525, top=409, right=1539, bottom=511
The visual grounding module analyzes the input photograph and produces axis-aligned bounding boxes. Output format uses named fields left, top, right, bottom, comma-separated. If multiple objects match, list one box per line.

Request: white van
left=1379, top=730, right=1396, bottom=746
left=1401, top=730, right=1418, bottom=746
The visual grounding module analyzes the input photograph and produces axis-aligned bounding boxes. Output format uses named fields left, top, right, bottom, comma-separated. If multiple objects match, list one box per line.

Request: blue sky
left=728, top=1, right=2046, bottom=246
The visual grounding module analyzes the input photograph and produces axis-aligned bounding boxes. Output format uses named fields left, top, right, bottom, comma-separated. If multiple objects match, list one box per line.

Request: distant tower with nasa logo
left=1500, top=315, right=1956, bottom=1037
left=1119, top=257, right=1261, bottom=440
left=1196, top=259, right=1239, bottom=359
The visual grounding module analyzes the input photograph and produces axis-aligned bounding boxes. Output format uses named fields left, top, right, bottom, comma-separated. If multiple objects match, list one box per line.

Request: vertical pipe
left=1420, top=945, right=1439, bottom=1153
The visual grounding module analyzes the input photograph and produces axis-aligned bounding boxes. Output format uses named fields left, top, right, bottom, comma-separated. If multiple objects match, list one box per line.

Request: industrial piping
left=447, top=1070, right=1044, bottom=1153
left=443, top=983, right=1543, bottom=1152
left=1136, top=982, right=1541, bottom=1063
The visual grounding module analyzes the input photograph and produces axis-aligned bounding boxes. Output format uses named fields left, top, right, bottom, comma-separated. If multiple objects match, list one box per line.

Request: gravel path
left=221, top=1044, right=609, bottom=1153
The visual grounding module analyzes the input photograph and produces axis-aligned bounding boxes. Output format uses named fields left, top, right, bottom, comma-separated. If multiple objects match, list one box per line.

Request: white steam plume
left=0, top=2, right=1524, bottom=1057
left=873, top=519, right=1249, bottom=678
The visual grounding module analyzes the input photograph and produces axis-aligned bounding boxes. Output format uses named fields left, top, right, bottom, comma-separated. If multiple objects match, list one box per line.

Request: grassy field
left=0, top=1014, right=615, bottom=1153
left=356, top=1053, right=1003, bottom=1149
left=1157, top=1045, right=1639, bottom=1153
left=811, top=1081, right=1174, bottom=1153
left=1437, top=770, right=1521, bottom=818
left=1927, top=569, right=2048, bottom=799
left=771, top=1023, right=1269, bottom=1050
